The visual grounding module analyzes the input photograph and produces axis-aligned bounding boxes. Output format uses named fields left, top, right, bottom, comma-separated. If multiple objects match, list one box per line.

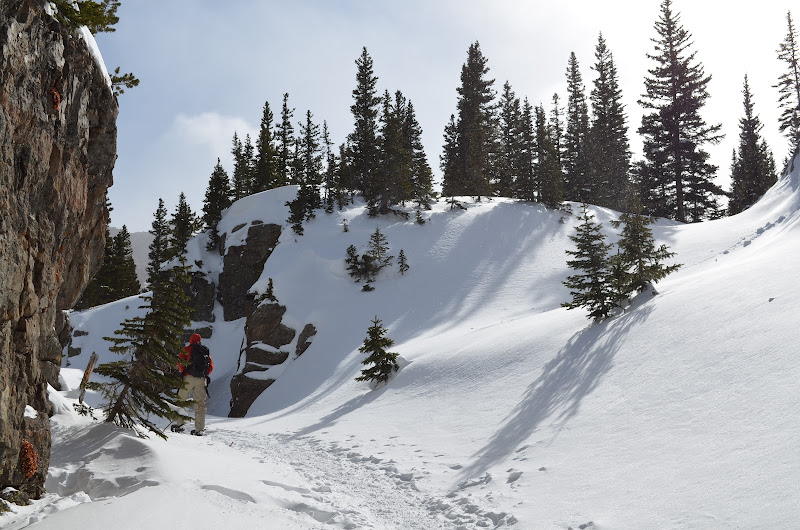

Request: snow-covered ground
left=4, top=155, right=800, bottom=529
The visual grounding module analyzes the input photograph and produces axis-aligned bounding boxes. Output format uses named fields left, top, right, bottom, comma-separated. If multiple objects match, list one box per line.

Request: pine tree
left=349, top=47, right=382, bottom=203
left=90, top=259, right=193, bottom=439
left=355, top=316, right=399, bottom=384
left=496, top=81, right=523, bottom=197
left=729, top=75, right=777, bottom=214
left=286, top=111, right=324, bottom=235
left=536, top=104, right=564, bottom=208
left=230, top=132, right=245, bottom=200
left=637, top=0, right=723, bottom=222
left=51, top=0, right=120, bottom=33
left=776, top=11, right=800, bottom=153
left=588, top=33, right=631, bottom=210
left=397, top=249, right=409, bottom=275
left=169, top=192, right=200, bottom=259
left=562, top=203, right=615, bottom=321
left=404, top=100, right=435, bottom=209
left=146, top=198, right=170, bottom=287
left=322, top=121, right=340, bottom=212
left=365, top=227, right=393, bottom=273
left=611, top=194, right=681, bottom=297
left=377, top=90, right=414, bottom=213
left=440, top=113, right=461, bottom=199
left=276, top=93, right=295, bottom=188
left=203, top=159, right=232, bottom=251
left=516, top=98, right=537, bottom=201
left=111, top=225, right=141, bottom=298
left=563, top=52, right=591, bottom=203
left=75, top=231, right=115, bottom=309
left=253, top=100, right=279, bottom=193
left=443, top=41, right=496, bottom=201
left=242, top=134, right=256, bottom=195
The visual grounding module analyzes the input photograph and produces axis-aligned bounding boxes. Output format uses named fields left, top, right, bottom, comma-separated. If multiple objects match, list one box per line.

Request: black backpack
left=187, top=343, right=210, bottom=378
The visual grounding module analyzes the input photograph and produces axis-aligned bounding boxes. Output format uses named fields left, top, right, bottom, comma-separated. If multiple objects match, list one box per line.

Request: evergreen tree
left=230, top=132, right=247, bottom=201
left=376, top=90, right=414, bottom=213
left=562, top=203, right=615, bottom=321
left=286, top=111, right=324, bottom=235
left=202, top=159, right=232, bottom=251
left=776, top=10, right=800, bottom=153
left=496, top=81, right=523, bottom=197
left=443, top=41, right=496, bottom=201
left=75, top=231, right=115, bottom=309
left=90, top=260, right=193, bottom=439
left=276, top=93, right=295, bottom=187
left=366, top=227, right=393, bottom=271
left=169, top=192, right=200, bottom=259
left=729, top=75, right=778, bottom=214
left=440, top=113, right=460, bottom=199
left=563, top=52, right=591, bottom=203
left=588, top=33, right=631, bottom=210
left=355, top=316, right=399, bottom=384
left=253, top=100, right=279, bottom=193
left=111, top=225, right=141, bottom=298
left=322, top=121, right=340, bottom=212
left=516, top=98, right=537, bottom=202
left=404, top=100, right=435, bottom=209
left=549, top=93, right=565, bottom=171
left=349, top=47, right=382, bottom=203
left=397, top=249, right=409, bottom=275
left=146, top=198, right=170, bottom=287
left=637, top=0, right=723, bottom=222
left=537, top=104, right=564, bottom=208
left=611, top=194, right=682, bottom=297
left=51, top=0, right=120, bottom=33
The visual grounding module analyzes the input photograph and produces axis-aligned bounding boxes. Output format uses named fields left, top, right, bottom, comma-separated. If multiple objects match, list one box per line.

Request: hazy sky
left=95, top=0, right=794, bottom=233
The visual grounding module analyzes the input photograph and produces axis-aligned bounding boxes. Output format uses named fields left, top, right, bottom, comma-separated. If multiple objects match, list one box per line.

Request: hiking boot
left=170, top=425, right=184, bottom=433
left=190, top=429, right=204, bottom=436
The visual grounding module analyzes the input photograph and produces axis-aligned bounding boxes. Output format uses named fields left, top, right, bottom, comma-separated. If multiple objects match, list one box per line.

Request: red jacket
left=177, top=334, right=214, bottom=376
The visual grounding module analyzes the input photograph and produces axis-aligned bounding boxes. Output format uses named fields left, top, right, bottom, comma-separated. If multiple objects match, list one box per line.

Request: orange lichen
left=49, top=88, right=61, bottom=111
left=20, top=441, right=37, bottom=480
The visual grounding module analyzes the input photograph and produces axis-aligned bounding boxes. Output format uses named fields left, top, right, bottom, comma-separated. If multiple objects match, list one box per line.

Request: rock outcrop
left=0, top=0, right=117, bottom=497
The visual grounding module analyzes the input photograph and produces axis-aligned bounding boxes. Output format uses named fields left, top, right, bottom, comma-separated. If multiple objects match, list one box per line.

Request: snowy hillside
left=4, top=154, right=800, bottom=529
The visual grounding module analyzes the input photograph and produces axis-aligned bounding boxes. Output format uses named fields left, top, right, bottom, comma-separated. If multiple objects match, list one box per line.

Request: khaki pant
left=176, top=374, right=207, bottom=431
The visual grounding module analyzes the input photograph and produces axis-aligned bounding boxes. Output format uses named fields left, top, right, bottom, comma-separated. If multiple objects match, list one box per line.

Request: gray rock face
left=296, top=324, right=317, bottom=357
left=0, top=1, right=117, bottom=497
left=218, top=223, right=281, bottom=321
left=228, top=374, right=274, bottom=418
left=188, top=272, right=215, bottom=322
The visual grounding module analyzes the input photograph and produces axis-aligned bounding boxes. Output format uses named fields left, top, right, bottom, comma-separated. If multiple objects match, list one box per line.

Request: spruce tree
left=365, top=227, right=393, bottom=273
left=202, top=159, right=232, bottom=251
left=322, top=121, right=340, bottom=212
left=286, top=111, right=324, bottom=235
left=276, top=93, right=295, bottom=188
left=349, top=47, right=382, bottom=203
left=516, top=98, right=537, bottom=202
left=253, top=100, right=279, bottom=193
left=75, top=231, right=115, bottom=309
left=404, top=100, right=435, bottom=209
left=397, top=249, right=409, bottom=275
left=611, top=194, right=681, bottom=297
left=563, top=52, right=591, bottom=203
left=440, top=113, right=461, bottom=200
left=355, top=316, right=399, bottom=385
left=443, top=41, right=496, bottom=201
left=776, top=10, right=800, bottom=153
left=729, top=75, right=777, bottom=214
left=169, top=192, right=200, bottom=259
left=562, top=203, right=615, bottom=321
left=111, top=225, right=141, bottom=298
left=90, top=259, right=193, bottom=439
left=230, top=132, right=246, bottom=201
left=377, top=90, right=414, bottom=213
left=536, top=104, right=564, bottom=209
left=51, top=0, right=120, bottom=33
left=496, top=81, right=523, bottom=197
left=146, top=198, right=170, bottom=288
left=588, top=33, right=631, bottom=210
left=637, top=0, right=723, bottom=222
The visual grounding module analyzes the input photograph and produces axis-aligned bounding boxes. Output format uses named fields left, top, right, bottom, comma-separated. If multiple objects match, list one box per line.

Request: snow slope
left=4, top=155, right=799, bottom=529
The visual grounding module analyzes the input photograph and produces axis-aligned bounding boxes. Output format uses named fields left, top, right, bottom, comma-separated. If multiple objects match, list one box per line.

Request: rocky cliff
left=0, top=0, right=117, bottom=498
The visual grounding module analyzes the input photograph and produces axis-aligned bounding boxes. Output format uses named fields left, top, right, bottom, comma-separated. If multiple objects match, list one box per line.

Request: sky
left=4, top=146, right=799, bottom=528
left=93, top=0, right=796, bottom=233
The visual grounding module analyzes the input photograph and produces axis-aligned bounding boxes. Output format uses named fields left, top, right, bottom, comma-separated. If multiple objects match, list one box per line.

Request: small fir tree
left=562, top=203, right=615, bottom=321
left=276, top=93, right=295, bottom=187
left=110, top=225, right=141, bottom=298
left=51, top=0, right=120, bottom=33
left=146, top=198, right=169, bottom=287
left=253, top=100, right=279, bottom=193
left=202, top=159, right=232, bottom=251
left=365, top=227, right=393, bottom=272
left=89, top=259, right=193, bottom=439
left=397, top=249, right=409, bottom=275
left=168, top=192, right=200, bottom=259
left=355, top=316, right=400, bottom=385
left=611, top=194, right=682, bottom=297
left=775, top=11, right=800, bottom=153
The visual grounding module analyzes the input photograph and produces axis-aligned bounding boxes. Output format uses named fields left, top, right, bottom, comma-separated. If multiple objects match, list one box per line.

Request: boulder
left=228, top=374, right=274, bottom=418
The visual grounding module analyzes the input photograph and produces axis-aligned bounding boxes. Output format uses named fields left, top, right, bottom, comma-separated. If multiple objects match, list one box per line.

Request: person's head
left=189, top=333, right=202, bottom=345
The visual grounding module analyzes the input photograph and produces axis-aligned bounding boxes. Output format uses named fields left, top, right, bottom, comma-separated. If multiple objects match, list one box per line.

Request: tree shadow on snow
left=455, top=301, right=654, bottom=485
left=286, top=384, right=390, bottom=440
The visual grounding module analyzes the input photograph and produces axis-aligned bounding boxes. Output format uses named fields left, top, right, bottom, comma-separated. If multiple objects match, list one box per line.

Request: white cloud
left=167, top=112, right=257, bottom=168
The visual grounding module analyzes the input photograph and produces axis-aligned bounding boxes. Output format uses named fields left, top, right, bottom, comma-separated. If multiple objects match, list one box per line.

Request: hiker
left=171, top=333, right=214, bottom=436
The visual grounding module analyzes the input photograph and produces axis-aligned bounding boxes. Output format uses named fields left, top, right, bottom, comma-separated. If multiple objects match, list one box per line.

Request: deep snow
left=3, top=154, right=800, bottom=529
